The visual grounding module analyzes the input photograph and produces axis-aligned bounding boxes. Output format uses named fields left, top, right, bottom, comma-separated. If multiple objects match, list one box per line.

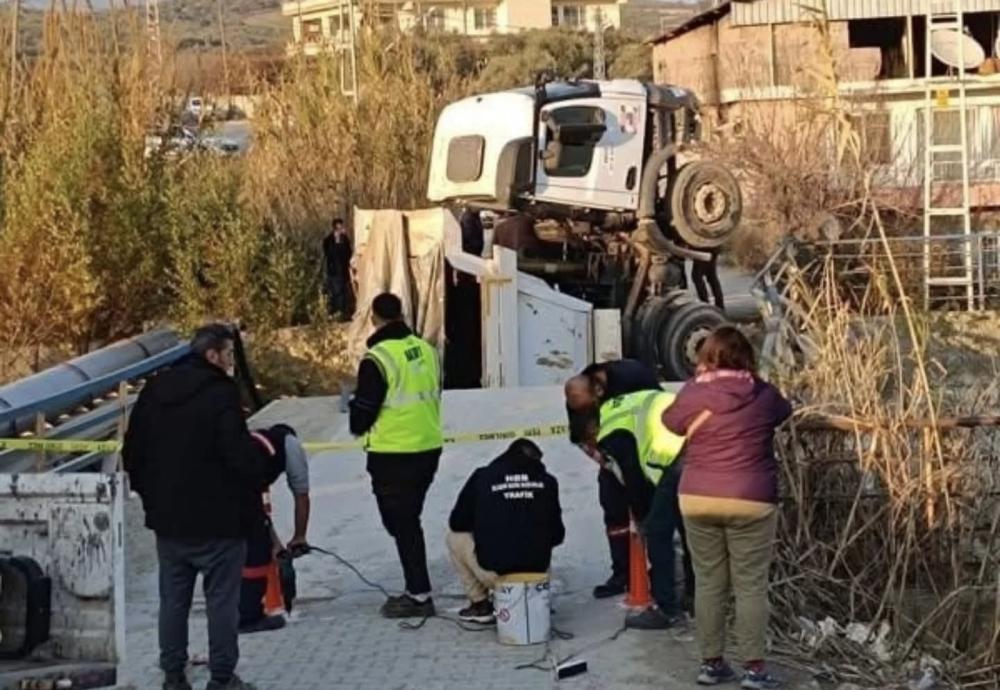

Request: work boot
left=458, top=598, right=495, bottom=624
left=592, top=574, right=627, bottom=599
left=380, top=594, right=435, bottom=619
left=624, top=606, right=685, bottom=630
left=163, top=672, right=193, bottom=690
left=238, top=614, right=286, bottom=635
left=204, top=675, right=257, bottom=690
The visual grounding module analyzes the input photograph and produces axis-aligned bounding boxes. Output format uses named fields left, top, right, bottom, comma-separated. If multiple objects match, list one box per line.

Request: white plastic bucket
left=493, top=573, right=550, bottom=646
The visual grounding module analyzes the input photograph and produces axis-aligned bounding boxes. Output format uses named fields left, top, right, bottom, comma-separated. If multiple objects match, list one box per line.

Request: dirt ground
left=251, top=323, right=355, bottom=400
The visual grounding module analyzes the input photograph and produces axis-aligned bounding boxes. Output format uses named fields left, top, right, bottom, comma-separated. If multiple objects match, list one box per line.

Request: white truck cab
left=429, top=79, right=702, bottom=218
left=427, top=77, right=742, bottom=380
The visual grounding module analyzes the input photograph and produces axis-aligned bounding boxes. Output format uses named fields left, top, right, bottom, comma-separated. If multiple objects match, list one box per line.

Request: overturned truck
left=428, top=77, right=742, bottom=379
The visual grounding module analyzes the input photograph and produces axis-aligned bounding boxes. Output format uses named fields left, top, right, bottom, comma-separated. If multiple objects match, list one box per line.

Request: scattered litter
left=843, top=621, right=892, bottom=662
left=907, top=655, right=942, bottom=690
left=799, top=617, right=893, bottom=662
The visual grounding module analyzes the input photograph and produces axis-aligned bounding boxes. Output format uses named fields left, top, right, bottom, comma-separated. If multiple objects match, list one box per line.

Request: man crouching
left=446, top=439, right=565, bottom=623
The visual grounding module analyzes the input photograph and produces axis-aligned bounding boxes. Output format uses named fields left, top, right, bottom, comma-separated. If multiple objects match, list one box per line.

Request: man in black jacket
left=323, top=217, right=354, bottom=321
left=565, top=359, right=661, bottom=599
left=124, top=324, right=263, bottom=690
left=446, top=439, right=565, bottom=623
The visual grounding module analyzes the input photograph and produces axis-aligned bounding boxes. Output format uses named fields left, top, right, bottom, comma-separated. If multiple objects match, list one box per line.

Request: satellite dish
left=931, top=29, right=986, bottom=69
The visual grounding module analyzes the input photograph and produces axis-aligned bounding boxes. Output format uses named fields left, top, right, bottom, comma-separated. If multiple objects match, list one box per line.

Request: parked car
left=144, top=126, right=241, bottom=159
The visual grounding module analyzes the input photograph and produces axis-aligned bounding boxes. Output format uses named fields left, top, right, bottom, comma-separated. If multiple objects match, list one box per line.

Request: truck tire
left=669, top=161, right=742, bottom=249
left=659, top=301, right=728, bottom=380
left=630, top=296, right=671, bottom=370
left=629, top=293, right=689, bottom=374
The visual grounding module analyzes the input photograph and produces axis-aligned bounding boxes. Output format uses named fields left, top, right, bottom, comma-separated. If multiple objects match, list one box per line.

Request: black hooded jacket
left=449, top=441, right=565, bottom=575
left=123, top=355, right=264, bottom=540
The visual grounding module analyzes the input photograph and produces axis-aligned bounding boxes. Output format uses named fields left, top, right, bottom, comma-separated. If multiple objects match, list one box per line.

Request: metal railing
left=813, top=233, right=1000, bottom=311
left=0, top=344, right=190, bottom=473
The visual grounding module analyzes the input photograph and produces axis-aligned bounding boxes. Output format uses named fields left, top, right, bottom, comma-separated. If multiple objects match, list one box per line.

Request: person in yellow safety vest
left=349, top=292, right=443, bottom=619
left=596, top=388, right=695, bottom=631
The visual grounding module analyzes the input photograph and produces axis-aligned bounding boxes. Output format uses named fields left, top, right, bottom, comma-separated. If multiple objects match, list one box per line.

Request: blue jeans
left=641, top=462, right=694, bottom=614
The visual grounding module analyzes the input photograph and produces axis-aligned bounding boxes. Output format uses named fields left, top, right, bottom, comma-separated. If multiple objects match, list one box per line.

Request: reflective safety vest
left=365, top=335, right=443, bottom=453
left=597, top=390, right=685, bottom=486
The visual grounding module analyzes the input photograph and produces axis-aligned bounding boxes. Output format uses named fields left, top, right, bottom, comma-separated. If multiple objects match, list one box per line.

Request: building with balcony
left=282, top=0, right=643, bottom=53
left=651, top=0, right=1000, bottom=207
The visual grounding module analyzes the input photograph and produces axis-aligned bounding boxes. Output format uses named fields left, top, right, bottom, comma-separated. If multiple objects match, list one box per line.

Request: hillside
left=4, top=0, right=289, bottom=55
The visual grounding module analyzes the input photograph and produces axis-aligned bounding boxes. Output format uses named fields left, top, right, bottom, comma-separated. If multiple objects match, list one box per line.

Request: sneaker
left=458, top=598, right=495, bottom=624
left=741, top=668, right=782, bottom=689
left=624, top=606, right=685, bottom=630
left=593, top=575, right=627, bottom=599
left=163, top=672, right=193, bottom=690
left=238, top=614, right=286, bottom=635
left=205, top=675, right=257, bottom=690
left=380, top=594, right=436, bottom=619
left=697, top=660, right=737, bottom=686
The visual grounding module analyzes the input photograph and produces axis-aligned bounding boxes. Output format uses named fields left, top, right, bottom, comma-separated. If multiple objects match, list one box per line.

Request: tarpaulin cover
left=346, top=208, right=456, bottom=365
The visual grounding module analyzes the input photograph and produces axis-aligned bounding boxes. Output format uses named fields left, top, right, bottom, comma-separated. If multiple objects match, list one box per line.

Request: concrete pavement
left=123, top=387, right=806, bottom=690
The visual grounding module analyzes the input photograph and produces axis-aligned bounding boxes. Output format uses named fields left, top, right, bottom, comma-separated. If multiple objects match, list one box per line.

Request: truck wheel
left=630, top=297, right=671, bottom=370
left=659, top=301, right=728, bottom=380
left=669, top=161, right=742, bottom=249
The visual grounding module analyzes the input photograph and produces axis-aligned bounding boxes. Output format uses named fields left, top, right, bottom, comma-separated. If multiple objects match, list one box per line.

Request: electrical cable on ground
left=297, top=544, right=500, bottom=633
left=298, top=543, right=623, bottom=664
left=296, top=544, right=391, bottom=598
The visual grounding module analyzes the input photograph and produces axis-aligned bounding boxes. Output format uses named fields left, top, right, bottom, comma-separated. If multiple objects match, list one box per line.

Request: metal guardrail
left=755, top=232, right=1000, bottom=312
left=0, top=343, right=191, bottom=473
left=0, top=344, right=190, bottom=429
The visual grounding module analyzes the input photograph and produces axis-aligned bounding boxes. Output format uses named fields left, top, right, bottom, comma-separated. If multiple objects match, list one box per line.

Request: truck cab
left=429, top=79, right=700, bottom=218
left=428, top=78, right=742, bottom=380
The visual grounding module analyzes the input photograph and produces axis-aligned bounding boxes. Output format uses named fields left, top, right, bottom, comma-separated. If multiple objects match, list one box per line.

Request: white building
left=282, top=0, right=635, bottom=53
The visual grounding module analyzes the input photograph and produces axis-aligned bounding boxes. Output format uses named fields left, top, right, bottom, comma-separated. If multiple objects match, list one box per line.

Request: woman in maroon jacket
left=662, top=327, right=792, bottom=690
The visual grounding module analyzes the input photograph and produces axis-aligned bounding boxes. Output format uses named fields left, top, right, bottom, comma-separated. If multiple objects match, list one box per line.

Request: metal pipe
left=0, top=330, right=180, bottom=435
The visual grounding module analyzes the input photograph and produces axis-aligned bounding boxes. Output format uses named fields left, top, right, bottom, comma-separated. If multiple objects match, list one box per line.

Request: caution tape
left=0, top=423, right=570, bottom=455
left=0, top=438, right=122, bottom=454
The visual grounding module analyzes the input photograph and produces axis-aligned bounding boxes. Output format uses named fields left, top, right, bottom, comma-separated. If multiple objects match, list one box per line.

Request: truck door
left=534, top=95, right=645, bottom=212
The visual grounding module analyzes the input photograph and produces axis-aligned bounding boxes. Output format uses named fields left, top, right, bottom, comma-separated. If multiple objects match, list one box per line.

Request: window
left=541, top=106, right=607, bottom=178
left=474, top=7, right=497, bottom=31
left=426, top=8, right=445, bottom=31
left=553, top=5, right=583, bottom=28
left=847, top=18, right=907, bottom=80
left=446, top=136, right=486, bottom=183
left=851, top=112, right=892, bottom=165
left=302, top=20, right=322, bottom=43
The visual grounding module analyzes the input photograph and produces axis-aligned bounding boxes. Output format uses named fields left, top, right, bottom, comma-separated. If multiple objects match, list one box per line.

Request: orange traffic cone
left=263, top=560, right=286, bottom=615
left=625, top=514, right=652, bottom=609
left=260, top=490, right=286, bottom=616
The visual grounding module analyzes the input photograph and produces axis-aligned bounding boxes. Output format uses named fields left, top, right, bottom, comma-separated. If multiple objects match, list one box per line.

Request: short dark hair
left=509, top=438, right=542, bottom=461
left=190, top=323, right=234, bottom=358
left=332, top=217, right=344, bottom=228
left=697, top=326, right=756, bottom=374
left=372, top=293, right=403, bottom=321
left=581, top=363, right=606, bottom=379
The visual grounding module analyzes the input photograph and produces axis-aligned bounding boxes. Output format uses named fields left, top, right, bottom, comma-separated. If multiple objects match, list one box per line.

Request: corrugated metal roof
left=732, top=0, right=1000, bottom=26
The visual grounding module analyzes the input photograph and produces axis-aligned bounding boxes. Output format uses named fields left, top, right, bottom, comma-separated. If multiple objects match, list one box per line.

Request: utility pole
left=217, top=0, right=230, bottom=100
left=9, top=0, right=19, bottom=91
left=145, top=0, right=162, bottom=72
left=593, top=7, right=606, bottom=80
left=339, top=0, right=359, bottom=104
